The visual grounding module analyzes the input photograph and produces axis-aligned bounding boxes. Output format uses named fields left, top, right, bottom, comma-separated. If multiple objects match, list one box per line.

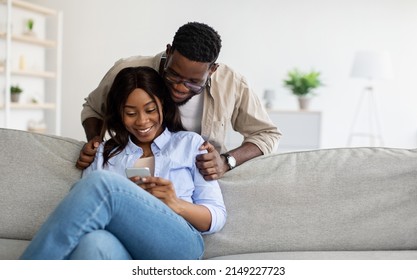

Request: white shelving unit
left=0, top=0, right=62, bottom=135
left=225, top=110, right=322, bottom=153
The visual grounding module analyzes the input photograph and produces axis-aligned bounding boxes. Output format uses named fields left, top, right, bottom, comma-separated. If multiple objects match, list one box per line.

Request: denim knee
left=69, top=230, right=132, bottom=260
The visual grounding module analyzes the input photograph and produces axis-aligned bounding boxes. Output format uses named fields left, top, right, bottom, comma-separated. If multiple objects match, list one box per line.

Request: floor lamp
left=347, top=50, right=393, bottom=147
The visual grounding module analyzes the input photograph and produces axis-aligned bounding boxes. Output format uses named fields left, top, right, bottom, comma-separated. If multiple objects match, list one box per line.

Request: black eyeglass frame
left=163, top=68, right=209, bottom=95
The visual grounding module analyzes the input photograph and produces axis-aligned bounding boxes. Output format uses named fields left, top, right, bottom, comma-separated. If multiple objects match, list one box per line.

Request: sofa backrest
left=0, top=128, right=84, bottom=240
left=2, top=128, right=417, bottom=259
left=204, top=147, right=417, bottom=259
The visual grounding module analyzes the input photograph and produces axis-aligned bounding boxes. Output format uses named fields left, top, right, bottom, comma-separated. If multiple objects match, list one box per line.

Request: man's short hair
left=172, top=22, right=222, bottom=63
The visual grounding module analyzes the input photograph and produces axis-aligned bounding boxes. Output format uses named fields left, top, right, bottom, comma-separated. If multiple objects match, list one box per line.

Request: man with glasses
left=77, top=22, right=281, bottom=180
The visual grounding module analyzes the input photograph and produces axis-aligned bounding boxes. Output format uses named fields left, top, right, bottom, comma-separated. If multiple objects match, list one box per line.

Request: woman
left=20, top=66, right=226, bottom=260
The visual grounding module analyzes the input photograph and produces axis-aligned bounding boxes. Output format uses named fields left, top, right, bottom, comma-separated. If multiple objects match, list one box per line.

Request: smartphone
left=125, top=167, right=151, bottom=180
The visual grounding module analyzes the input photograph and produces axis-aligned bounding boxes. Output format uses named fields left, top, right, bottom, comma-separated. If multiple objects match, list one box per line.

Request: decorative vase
left=297, top=96, right=311, bottom=110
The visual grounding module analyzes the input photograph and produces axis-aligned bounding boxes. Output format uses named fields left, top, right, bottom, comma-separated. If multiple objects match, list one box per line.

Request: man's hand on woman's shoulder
left=196, top=141, right=228, bottom=181
left=75, top=136, right=102, bottom=170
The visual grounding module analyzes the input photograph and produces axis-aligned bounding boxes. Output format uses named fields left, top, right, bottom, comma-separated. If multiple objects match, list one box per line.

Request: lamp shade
left=350, top=50, right=393, bottom=80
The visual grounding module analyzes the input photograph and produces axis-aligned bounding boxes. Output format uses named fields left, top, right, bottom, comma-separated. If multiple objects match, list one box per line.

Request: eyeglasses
left=163, top=69, right=208, bottom=95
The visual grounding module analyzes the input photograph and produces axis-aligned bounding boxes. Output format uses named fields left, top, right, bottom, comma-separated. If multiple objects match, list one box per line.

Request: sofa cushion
left=0, top=239, right=30, bottom=260
left=0, top=129, right=84, bottom=241
left=204, top=147, right=417, bottom=259
left=209, top=250, right=417, bottom=260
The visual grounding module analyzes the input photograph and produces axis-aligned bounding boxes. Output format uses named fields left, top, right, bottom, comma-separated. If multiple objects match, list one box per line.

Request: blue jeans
left=20, top=170, right=204, bottom=260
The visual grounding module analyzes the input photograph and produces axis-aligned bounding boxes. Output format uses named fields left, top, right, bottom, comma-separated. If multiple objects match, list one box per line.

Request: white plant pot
left=298, top=96, right=311, bottom=110
left=11, top=94, right=20, bottom=103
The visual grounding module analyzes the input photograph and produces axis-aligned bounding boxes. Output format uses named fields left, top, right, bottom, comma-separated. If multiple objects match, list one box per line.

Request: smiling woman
left=123, top=88, right=163, bottom=148
left=20, top=66, right=227, bottom=260
left=102, top=66, right=184, bottom=164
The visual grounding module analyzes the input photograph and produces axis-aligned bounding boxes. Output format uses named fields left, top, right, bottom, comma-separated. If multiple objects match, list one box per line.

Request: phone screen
left=125, top=167, right=151, bottom=178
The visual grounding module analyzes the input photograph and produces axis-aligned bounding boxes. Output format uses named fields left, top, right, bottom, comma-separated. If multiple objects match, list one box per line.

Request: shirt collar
left=125, top=128, right=172, bottom=155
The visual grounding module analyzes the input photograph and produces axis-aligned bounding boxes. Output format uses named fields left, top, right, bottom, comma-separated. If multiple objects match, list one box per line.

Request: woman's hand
left=140, top=177, right=182, bottom=212
left=140, top=176, right=212, bottom=232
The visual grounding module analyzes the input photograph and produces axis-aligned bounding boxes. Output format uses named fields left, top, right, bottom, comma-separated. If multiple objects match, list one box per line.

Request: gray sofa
left=1, top=128, right=417, bottom=260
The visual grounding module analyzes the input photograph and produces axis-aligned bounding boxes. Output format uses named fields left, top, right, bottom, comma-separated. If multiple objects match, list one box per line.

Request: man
left=77, top=22, right=281, bottom=180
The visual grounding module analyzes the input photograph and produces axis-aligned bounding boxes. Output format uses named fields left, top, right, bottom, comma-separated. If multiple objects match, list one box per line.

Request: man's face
left=163, top=50, right=214, bottom=105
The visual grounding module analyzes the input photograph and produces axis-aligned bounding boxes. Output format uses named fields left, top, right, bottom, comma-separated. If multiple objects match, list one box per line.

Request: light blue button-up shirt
left=83, top=128, right=226, bottom=234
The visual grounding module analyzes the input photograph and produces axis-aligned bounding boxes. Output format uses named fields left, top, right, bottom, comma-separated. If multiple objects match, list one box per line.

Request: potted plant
left=283, top=68, right=323, bottom=110
left=10, top=85, right=23, bottom=103
left=24, top=19, right=35, bottom=36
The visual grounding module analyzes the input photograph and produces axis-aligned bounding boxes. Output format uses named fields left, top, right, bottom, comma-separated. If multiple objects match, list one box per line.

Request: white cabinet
left=0, top=0, right=62, bottom=135
left=225, top=110, right=322, bottom=153
left=268, top=110, right=321, bottom=152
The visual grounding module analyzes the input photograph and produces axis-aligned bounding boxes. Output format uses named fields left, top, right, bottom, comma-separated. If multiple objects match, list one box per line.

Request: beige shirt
left=81, top=52, right=281, bottom=154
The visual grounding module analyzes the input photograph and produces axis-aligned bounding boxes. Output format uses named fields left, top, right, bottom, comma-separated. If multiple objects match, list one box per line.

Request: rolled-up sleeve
left=190, top=145, right=227, bottom=234
left=230, top=73, right=282, bottom=154
left=192, top=178, right=227, bottom=234
left=208, top=65, right=282, bottom=155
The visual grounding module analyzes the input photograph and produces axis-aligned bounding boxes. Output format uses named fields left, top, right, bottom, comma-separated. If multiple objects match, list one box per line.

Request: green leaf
left=283, top=68, right=323, bottom=96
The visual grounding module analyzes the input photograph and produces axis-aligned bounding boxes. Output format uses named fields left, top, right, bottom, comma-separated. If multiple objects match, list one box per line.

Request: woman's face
left=123, top=88, right=164, bottom=146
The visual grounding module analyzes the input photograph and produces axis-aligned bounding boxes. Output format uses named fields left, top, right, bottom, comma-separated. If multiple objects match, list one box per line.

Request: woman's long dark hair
left=102, top=66, right=185, bottom=166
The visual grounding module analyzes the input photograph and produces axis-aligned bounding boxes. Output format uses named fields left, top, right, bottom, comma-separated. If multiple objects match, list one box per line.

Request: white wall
left=32, top=0, right=417, bottom=149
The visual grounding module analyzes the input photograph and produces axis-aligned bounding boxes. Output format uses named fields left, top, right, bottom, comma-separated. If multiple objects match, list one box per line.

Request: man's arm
left=75, top=117, right=103, bottom=170
left=196, top=68, right=281, bottom=180
left=77, top=60, right=116, bottom=169
left=196, top=142, right=262, bottom=180
left=231, top=87, right=281, bottom=156
left=82, top=117, right=103, bottom=142
left=224, top=142, right=262, bottom=169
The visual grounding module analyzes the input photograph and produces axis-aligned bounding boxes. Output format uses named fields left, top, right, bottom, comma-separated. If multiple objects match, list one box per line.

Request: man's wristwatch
left=221, top=153, right=237, bottom=170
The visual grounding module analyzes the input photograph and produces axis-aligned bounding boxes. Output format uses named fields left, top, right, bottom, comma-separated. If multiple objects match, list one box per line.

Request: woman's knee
left=73, top=170, right=131, bottom=193
left=69, top=230, right=132, bottom=260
